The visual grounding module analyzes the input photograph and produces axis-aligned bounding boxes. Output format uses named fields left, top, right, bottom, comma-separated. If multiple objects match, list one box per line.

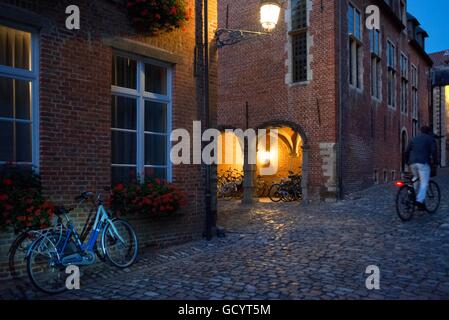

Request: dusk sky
left=408, top=0, right=449, bottom=54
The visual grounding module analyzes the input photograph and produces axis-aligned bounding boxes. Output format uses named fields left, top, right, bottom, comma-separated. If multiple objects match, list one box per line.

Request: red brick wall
left=217, top=0, right=431, bottom=198
left=218, top=0, right=339, bottom=200
left=339, top=0, right=432, bottom=195
left=0, top=0, right=218, bottom=279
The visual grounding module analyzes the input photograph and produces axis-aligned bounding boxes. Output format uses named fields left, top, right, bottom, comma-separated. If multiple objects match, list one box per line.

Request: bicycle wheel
left=27, top=234, right=67, bottom=294
left=222, top=184, right=236, bottom=201
left=425, top=181, right=441, bottom=214
left=256, top=183, right=266, bottom=198
left=268, top=184, right=283, bottom=202
left=102, top=219, right=138, bottom=268
left=9, top=231, right=35, bottom=278
left=396, top=186, right=416, bottom=222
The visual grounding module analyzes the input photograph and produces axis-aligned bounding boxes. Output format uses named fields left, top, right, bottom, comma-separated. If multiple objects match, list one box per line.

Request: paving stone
left=2, top=169, right=449, bottom=300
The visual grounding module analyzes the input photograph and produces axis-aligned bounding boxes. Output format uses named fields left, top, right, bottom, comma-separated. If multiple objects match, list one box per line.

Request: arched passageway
left=217, top=121, right=309, bottom=203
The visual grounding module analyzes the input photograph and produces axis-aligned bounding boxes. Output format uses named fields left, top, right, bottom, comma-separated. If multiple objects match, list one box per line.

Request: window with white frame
left=387, top=40, right=397, bottom=108
left=291, top=0, right=308, bottom=83
left=400, top=52, right=409, bottom=114
left=0, top=24, right=38, bottom=168
left=111, top=53, right=171, bottom=184
left=411, top=65, right=419, bottom=136
left=370, top=28, right=381, bottom=99
left=348, top=3, right=362, bottom=89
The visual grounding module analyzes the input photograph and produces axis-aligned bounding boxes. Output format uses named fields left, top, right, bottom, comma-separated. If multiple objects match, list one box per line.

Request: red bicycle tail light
left=395, top=181, right=405, bottom=188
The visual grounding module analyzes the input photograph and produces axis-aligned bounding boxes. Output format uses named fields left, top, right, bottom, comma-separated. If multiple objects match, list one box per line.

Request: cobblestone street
left=2, top=170, right=449, bottom=300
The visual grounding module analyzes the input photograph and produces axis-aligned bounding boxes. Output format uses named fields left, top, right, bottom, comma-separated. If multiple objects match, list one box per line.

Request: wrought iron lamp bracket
left=215, top=28, right=272, bottom=48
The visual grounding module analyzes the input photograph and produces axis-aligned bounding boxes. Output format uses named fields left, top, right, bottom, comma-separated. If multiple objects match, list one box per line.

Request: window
left=373, top=169, right=379, bottom=184
left=291, top=0, right=308, bottom=83
left=400, top=53, right=409, bottom=114
left=411, top=65, right=419, bottom=136
left=348, top=3, right=362, bottom=89
left=387, top=40, right=397, bottom=108
left=400, top=1, right=406, bottom=25
left=111, top=53, right=171, bottom=184
left=0, top=24, right=38, bottom=168
left=370, top=29, right=381, bottom=99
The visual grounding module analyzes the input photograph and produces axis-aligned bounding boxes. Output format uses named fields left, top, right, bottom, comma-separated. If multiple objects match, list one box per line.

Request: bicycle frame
left=27, top=202, right=123, bottom=263
left=59, top=204, right=122, bottom=256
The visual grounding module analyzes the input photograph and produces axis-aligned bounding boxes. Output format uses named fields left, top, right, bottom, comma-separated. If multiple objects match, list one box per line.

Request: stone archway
left=256, top=120, right=309, bottom=202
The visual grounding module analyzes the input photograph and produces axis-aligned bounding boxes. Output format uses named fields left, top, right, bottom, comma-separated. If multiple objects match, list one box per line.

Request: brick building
left=0, top=0, right=217, bottom=279
left=430, top=49, right=449, bottom=167
left=217, top=0, right=432, bottom=201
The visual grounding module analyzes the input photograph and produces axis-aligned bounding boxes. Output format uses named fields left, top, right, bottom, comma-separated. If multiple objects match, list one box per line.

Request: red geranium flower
left=169, top=6, right=177, bottom=15
left=0, top=194, right=8, bottom=201
left=154, top=13, right=161, bottom=20
left=3, top=179, right=12, bottom=186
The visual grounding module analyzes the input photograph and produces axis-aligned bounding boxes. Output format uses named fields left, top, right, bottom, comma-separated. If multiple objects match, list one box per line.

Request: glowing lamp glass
left=395, top=181, right=405, bottom=188
left=260, top=3, right=281, bottom=31
left=258, top=151, right=272, bottom=166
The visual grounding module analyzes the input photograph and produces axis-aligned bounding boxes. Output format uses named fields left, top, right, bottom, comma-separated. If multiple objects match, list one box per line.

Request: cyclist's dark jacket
left=405, top=133, right=437, bottom=165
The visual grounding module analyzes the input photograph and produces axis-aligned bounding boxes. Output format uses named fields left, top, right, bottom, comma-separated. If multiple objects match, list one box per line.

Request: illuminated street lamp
left=260, top=0, right=282, bottom=31
left=215, top=0, right=282, bottom=47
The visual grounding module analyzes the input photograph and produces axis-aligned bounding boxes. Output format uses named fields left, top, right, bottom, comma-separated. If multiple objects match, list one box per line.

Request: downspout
left=337, top=0, right=343, bottom=200
left=203, top=0, right=213, bottom=240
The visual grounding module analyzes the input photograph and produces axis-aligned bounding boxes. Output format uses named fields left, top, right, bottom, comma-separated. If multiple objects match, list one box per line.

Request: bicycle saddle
left=75, top=191, right=95, bottom=202
left=54, top=206, right=70, bottom=216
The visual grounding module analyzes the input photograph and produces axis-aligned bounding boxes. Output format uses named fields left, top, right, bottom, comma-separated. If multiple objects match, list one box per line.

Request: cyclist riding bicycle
left=404, top=126, right=438, bottom=210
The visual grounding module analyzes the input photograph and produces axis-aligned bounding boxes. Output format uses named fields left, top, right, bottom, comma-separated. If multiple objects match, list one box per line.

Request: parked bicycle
left=395, top=173, right=441, bottom=222
left=26, top=190, right=138, bottom=293
left=217, top=169, right=244, bottom=200
left=256, top=175, right=270, bottom=198
left=8, top=194, right=107, bottom=279
left=8, top=221, right=64, bottom=279
left=268, top=171, right=303, bottom=203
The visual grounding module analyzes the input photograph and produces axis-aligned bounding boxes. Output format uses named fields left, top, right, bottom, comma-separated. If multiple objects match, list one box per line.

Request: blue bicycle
left=26, top=191, right=138, bottom=293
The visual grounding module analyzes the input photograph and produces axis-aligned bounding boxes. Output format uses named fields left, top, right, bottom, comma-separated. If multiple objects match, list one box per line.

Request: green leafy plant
left=110, top=177, right=188, bottom=217
left=126, top=0, right=190, bottom=34
left=0, top=164, right=54, bottom=233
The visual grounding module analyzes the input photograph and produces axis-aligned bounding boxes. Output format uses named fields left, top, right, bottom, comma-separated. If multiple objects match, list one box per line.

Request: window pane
left=145, top=101, right=167, bottom=133
left=0, top=25, right=31, bottom=70
left=15, top=79, right=31, bottom=120
left=111, top=96, right=137, bottom=130
left=0, top=77, right=13, bottom=118
left=348, top=6, right=354, bottom=34
left=112, top=55, right=137, bottom=89
left=292, top=33, right=307, bottom=82
left=374, top=31, right=379, bottom=55
left=0, top=121, right=30, bottom=162
left=0, top=120, right=13, bottom=161
left=292, top=0, right=307, bottom=30
left=111, top=131, right=136, bottom=164
left=145, top=134, right=167, bottom=166
left=16, top=122, right=31, bottom=162
left=0, top=77, right=31, bottom=120
left=349, top=40, right=353, bottom=85
left=112, top=166, right=137, bottom=185
left=144, top=167, right=167, bottom=180
left=144, top=64, right=167, bottom=95
left=355, top=11, right=361, bottom=39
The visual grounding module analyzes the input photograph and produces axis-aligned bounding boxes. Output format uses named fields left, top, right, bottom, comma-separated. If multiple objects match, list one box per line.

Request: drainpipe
left=203, top=0, right=214, bottom=240
left=337, top=0, right=344, bottom=200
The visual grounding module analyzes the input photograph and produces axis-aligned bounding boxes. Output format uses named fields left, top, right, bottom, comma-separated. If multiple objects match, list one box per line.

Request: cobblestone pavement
left=2, top=170, right=449, bottom=300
